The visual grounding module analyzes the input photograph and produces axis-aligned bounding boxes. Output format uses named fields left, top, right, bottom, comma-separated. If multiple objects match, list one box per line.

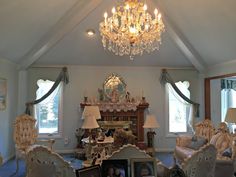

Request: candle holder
left=84, top=96, right=88, bottom=103
left=142, top=97, right=146, bottom=103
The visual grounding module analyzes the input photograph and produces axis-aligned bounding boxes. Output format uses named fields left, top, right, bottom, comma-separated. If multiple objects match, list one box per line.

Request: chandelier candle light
left=99, top=0, right=165, bottom=60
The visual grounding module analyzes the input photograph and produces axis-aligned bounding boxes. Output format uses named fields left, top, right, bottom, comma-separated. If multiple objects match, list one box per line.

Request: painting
left=101, top=159, right=128, bottom=177
left=0, top=78, right=7, bottom=110
left=76, top=165, right=101, bottom=177
left=131, top=158, right=157, bottom=177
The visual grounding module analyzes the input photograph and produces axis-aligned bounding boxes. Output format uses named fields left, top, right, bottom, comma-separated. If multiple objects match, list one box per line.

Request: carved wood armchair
left=182, top=144, right=217, bottom=177
left=26, top=145, right=76, bottom=177
left=195, top=119, right=215, bottom=142
left=13, top=114, right=55, bottom=174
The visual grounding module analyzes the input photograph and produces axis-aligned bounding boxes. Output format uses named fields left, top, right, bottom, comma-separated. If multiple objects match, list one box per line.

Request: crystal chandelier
left=99, top=0, right=165, bottom=60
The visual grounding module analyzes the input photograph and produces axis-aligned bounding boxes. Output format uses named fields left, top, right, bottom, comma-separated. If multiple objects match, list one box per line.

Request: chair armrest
left=36, top=139, right=55, bottom=150
left=156, top=162, right=170, bottom=177
left=176, top=135, right=192, bottom=147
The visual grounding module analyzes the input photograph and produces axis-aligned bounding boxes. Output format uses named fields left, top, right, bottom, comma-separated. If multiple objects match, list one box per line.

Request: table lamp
left=143, top=115, right=160, bottom=148
left=82, top=106, right=101, bottom=120
left=81, top=106, right=101, bottom=160
left=225, top=108, right=236, bottom=133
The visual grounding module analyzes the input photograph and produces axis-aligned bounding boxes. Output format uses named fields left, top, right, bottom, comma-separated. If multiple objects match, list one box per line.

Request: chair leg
left=10, top=156, right=19, bottom=177
left=14, top=156, right=19, bottom=174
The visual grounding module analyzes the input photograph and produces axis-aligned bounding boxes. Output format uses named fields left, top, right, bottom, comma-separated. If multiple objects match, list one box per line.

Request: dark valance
left=160, top=69, right=200, bottom=117
left=25, top=67, right=69, bottom=115
left=221, top=79, right=236, bottom=90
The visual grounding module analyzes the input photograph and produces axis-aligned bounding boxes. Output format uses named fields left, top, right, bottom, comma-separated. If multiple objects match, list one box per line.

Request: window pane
left=168, top=81, right=190, bottom=133
left=35, top=80, right=61, bottom=135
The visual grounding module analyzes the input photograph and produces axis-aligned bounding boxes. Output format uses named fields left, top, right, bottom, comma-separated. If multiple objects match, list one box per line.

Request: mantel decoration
left=103, top=73, right=126, bottom=103
left=99, top=0, right=165, bottom=60
left=82, top=73, right=147, bottom=113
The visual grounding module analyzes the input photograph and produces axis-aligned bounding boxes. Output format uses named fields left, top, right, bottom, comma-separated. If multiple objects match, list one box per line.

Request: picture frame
left=76, top=164, right=101, bottom=177
left=101, top=159, right=128, bottom=177
left=131, top=158, right=157, bottom=177
left=0, top=78, right=7, bottom=110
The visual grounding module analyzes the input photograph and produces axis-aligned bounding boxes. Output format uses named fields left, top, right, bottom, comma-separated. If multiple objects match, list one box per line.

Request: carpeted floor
left=0, top=152, right=174, bottom=177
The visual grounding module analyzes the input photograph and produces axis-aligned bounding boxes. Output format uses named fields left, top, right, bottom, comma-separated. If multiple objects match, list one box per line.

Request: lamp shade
left=82, top=106, right=101, bottom=120
left=81, top=115, right=99, bottom=129
left=225, top=108, right=236, bottom=123
left=143, top=115, right=160, bottom=129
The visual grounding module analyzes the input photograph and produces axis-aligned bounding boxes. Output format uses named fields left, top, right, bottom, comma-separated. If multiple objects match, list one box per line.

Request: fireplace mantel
left=80, top=102, right=149, bottom=142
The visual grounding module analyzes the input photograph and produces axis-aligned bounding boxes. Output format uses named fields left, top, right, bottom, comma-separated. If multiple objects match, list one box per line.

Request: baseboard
left=155, top=148, right=174, bottom=153
left=3, top=154, right=15, bottom=164
left=56, top=148, right=174, bottom=154
left=55, top=149, right=76, bottom=154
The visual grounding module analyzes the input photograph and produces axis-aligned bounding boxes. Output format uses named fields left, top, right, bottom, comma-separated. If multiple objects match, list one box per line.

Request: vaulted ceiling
left=0, top=0, right=235, bottom=71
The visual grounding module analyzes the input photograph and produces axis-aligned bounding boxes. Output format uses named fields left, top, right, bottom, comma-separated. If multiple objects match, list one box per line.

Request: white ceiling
left=0, top=0, right=235, bottom=70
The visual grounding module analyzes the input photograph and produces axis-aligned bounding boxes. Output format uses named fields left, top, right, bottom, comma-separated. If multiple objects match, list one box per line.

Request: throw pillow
left=187, top=136, right=207, bottom=150
left=222, top=147, right=232, bottom=158
left=169, top=165, right=186, bottom=177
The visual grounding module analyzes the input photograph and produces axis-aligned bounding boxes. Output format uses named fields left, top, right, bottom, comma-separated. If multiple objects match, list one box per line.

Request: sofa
left=174, top=119, right=214, bottom=162
left=174, top=120, right=236, bottom=177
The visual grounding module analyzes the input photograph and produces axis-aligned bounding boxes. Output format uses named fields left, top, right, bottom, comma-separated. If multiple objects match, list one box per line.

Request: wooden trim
left=204, top=73, right=236, bottom=120
left=206, top=73, right=236, bottom=80
left=204, top=78, right=211, bottom=119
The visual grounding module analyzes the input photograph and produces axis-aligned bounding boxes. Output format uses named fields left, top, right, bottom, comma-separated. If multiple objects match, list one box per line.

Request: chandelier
left=99, top=0, right=165, bottom=60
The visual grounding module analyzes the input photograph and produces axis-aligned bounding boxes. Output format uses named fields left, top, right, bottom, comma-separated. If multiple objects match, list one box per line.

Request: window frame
left=165, top=81, right=191, bottom=137
left=34, top=80, right=64, bottom=139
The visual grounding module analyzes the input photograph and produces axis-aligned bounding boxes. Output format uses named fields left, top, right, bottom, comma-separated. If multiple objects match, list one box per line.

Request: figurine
left=111, top=88, right=119, bottom=103
left=125, top=91, right=131, bottom=102
left=98, top=88, right=104, bottom=102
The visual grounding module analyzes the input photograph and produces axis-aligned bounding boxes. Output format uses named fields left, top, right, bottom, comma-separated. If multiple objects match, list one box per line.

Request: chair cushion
left=175, top=146, right=196, bottom=162
left=187, top=136, right=207, bottom=150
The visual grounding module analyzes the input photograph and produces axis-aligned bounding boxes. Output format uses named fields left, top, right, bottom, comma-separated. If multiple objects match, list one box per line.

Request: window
left=35, top=79, right=63, bottom=138
left=221, top=83, right=236, bottom=131
left=167, top=81, right=191, bottom=133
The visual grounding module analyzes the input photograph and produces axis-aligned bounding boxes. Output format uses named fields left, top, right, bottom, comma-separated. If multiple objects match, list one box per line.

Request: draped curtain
left=160, top=69, right=200, bottom=132
left=25, top=67, right=69, bottom=115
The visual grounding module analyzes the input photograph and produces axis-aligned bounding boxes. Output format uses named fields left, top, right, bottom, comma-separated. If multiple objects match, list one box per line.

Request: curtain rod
left=31, top=65, right=67, bottom=69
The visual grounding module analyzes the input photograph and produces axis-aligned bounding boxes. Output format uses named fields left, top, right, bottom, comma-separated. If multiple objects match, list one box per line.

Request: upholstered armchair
left=210, top=123, right=236, bottom=177
left=26, top=145, right=76, bottom=177
left=13, top=114, right=55, bottom=174
left=182, top=144, right=217, bottom=177
left=175, top=119, right=215, bottom=163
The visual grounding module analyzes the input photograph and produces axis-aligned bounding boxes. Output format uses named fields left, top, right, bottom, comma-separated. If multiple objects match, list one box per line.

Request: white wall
left=27, top=66, right=202, bottom=152
left=207, top=60, right=236, bottom=77
left=207, top=61, right=236, bottom=126
left=0, top=58, right=18, bottom=162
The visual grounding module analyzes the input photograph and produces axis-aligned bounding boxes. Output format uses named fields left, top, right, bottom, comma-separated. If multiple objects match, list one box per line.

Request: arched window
left=167, top=81, right=191, bottom=133
left=34, top=79, right=63, bottom=137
